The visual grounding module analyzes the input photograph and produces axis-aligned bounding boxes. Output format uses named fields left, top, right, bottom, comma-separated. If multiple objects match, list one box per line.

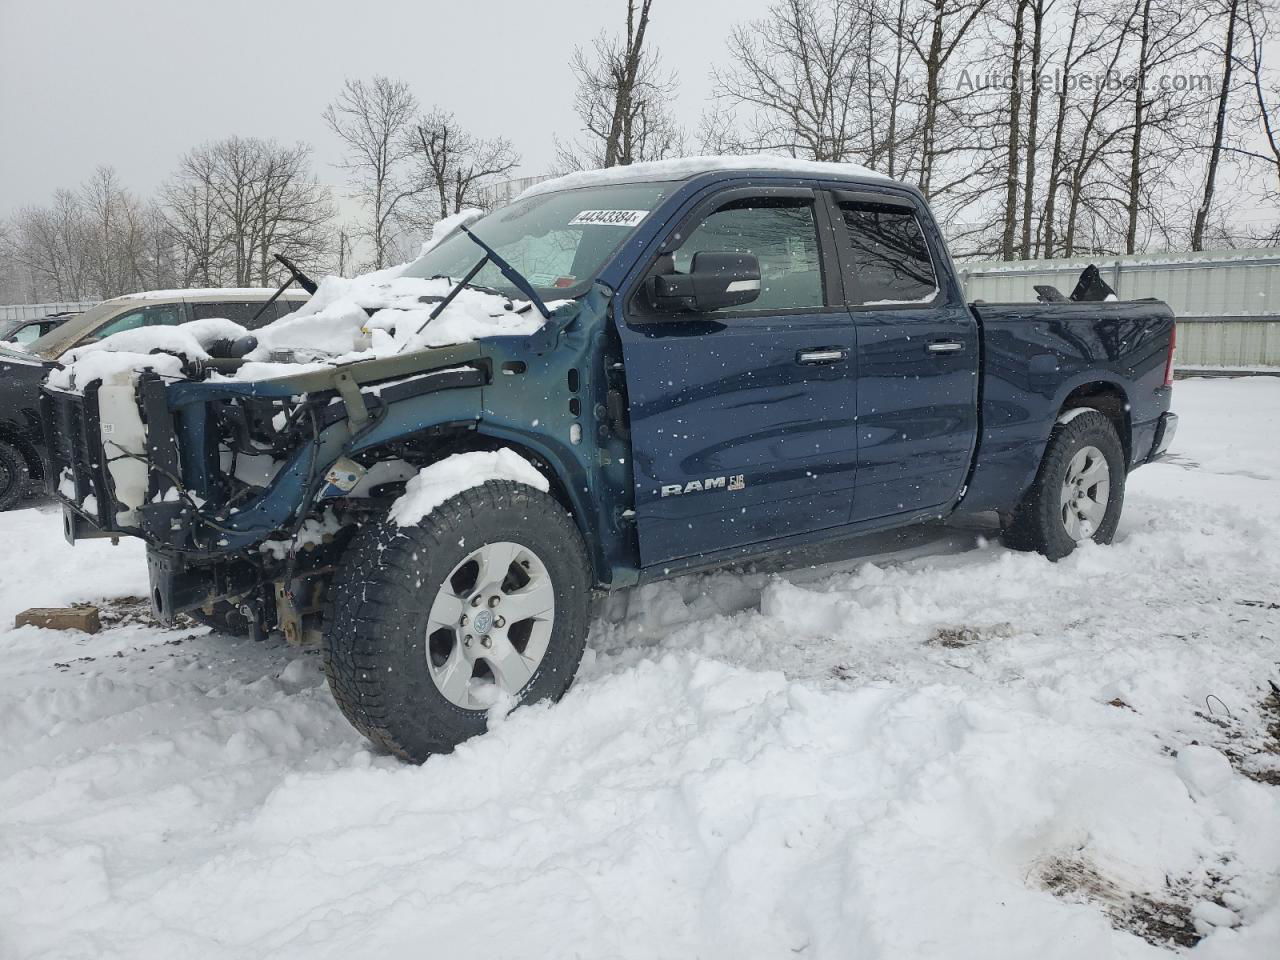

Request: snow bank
left=389, top=450, right=549, bottom=527
left=1, top=378, right=1277, bottom=959
left=521, top=153, right=893, bottom=199
left=45, top=317, right=252, bottom=392
left=45, top=348, right=184, bottom=393
left=418, top=207, right=483, bottom=257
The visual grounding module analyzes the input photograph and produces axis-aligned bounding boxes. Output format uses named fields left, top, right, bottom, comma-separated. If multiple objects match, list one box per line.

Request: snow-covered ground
left=1, top=378, right=1278, bottom=959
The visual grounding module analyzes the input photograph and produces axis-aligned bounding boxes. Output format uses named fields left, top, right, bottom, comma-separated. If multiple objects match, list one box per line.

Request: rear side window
left=673, top=197, right=824, bottom=313
left=191, top=302, right=262, bottom=324
left=838, top=202, right=938, bottom=306
left=91, top=303, right=185, bottom=341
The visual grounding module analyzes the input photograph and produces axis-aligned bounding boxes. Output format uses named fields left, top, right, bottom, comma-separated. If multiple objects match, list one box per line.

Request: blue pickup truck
left=43, top=158, right=1178, bottom=761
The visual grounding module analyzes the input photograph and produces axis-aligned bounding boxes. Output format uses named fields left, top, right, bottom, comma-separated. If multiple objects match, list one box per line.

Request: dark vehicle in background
left=43, top=160, right=1178, bottom=761
left=0, top=288, right=309, bottom=509
left=0, top=311, right=81, bottom=347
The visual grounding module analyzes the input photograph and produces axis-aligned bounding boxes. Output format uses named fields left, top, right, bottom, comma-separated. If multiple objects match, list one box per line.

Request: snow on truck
left=41, top=157, right=1178, bottom=762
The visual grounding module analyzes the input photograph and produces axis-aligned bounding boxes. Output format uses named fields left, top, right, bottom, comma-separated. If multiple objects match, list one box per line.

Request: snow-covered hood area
left=46, top=267, right=570, bottom=394
left=253, top=269, right=565, bottom=365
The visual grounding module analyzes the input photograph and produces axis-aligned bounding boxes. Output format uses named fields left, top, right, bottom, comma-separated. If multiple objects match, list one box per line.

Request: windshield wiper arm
left=404, top=228, right=552, bottom=345
left=458, top=225, right=552, bottom=320
left=406, top=254, right=492, bottom=340
left=427, top=274, right=509, bottom=300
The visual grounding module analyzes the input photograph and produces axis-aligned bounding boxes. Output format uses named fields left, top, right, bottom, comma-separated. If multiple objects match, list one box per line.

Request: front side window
left=671, top=197, right=824, bottom=313
left=839, top=202, right=938, bottom=305
left=90, top=303, right=185, bottom=342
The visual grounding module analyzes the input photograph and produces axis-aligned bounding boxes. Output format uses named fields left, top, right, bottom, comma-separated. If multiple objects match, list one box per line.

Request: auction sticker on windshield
left=569, top=209, right=648, bottom=227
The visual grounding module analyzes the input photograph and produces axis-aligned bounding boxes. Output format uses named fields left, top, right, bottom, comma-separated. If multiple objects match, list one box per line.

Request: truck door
left=617, top=185, right=858, bottom=567
left=828, top=190, right=979, bottom=522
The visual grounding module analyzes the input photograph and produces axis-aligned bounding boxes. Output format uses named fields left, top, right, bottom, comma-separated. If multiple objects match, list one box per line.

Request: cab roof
left=519, top=155, right=895, bottom=201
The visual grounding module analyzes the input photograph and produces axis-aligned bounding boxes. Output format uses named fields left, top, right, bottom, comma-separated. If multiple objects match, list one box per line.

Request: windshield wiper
left=458, top=225, right=552, bottom=320
left=407, top=252, right=495, bottom=340
left=248, top=253, right=320, bottom=326
left=426, top=275, right=510, bottom=301
left=407, top=227, right=553, bottom=342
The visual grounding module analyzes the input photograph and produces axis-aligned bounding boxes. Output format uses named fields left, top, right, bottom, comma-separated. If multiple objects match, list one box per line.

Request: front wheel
left=323, top=481, right=592, bottom=761
left=1002, top=409, right=1126, bottom=560
left=0, top=441, right=31, bottom=512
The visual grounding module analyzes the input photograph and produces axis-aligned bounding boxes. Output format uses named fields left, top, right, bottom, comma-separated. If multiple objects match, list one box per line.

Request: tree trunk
left=886, top=0, right=908, bottom=178
left=1001, top=0, right=1029, bottom=260
left=1191, top=0, right=1240, bottom=250
left=1125, top=0, right=1152, bottom=255
left=919, top=1, right=946, bottom=196
left=1042, top=0, right=1084, bottom=259
left=1020, top=0, right=1045, bottom=259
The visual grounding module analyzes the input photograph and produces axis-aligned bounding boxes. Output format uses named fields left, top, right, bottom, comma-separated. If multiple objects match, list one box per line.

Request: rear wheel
left=0, top=441, right=31, bottom=512
left=323, top=481, right=591, bottom=762
left=1002, top=409, right=1126, bottom=560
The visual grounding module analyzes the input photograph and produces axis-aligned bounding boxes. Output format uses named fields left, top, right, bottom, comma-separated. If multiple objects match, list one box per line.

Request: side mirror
left=650, top=251, right=761, bottom=313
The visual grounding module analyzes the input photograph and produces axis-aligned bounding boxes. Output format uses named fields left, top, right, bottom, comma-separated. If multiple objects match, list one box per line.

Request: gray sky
left=0, top=0, right=771, bottom=217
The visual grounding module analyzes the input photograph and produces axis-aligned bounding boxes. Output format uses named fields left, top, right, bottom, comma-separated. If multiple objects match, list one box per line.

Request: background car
left=0, top=287, right=310, bottom=510
left=0, top=311, right=81, bottom=347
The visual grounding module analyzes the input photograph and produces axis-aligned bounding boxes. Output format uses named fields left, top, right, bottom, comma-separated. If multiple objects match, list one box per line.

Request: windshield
left=401, top=181, right=675, bottom=299
left=29, top=300, right=123, bottom=359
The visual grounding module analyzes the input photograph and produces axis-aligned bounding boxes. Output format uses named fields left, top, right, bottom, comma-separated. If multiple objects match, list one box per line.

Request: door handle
left=797, top=348, right=847, bottom=365
left=926, top=340, right=963, bottom=354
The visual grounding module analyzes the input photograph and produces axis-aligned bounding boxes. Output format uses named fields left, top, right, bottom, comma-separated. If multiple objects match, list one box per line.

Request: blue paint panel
left=619, top=311, right=857, bottom=565
left=848, top=303, right=979, bottom=521
left=962, top=300, right=1176, bottom=512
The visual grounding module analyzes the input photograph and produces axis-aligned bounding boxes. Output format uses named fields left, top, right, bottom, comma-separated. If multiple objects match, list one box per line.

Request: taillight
left=1164, top=324, right=1176, bottom=386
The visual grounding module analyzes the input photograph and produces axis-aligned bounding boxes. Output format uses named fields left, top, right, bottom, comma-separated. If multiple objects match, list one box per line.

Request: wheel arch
left=356, top=424, right=612, bottom=587
left=1054, top=379, right=1132, bottom=465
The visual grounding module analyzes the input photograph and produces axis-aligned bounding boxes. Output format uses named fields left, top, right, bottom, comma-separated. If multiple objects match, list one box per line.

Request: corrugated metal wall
left=0, top=301, right=98, bottom=322
left=959, top=251, right=1280, bottom=367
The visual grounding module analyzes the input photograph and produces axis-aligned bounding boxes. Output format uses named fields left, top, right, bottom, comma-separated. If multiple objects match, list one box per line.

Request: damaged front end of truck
left=41, top=282, right=632, bottom=644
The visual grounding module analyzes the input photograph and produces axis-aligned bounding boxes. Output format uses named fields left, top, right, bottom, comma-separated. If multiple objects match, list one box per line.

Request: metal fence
left=0, top=301, right=99, bottom=322
left=958, top=250, right=1280, bottom=367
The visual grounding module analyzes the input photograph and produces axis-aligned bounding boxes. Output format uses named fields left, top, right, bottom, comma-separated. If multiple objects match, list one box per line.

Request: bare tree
left=1192, top=0, right=1243, bottom=249
left=1000, top=0, right=1031, bottom=260
left=163, top=137, right=333, bottom=287
left=4, top=168, right=182, bottom=300
left=877, top=0, right=920, bottom=178
left=8, top=189, right=92, bottom=300
left=909, top=0, right=994, bottom=197
left=557, top=1, right=684, bottom=170
left=323, top=76, right=421, bottom=268
left=1040, top=0, right=1095, bottom=257
left=410, top=108, right=520, bottom=222
left=714, top=0, right=878, bottom=162
left=162, top=152, right=224, bottom=287
left=80, top=167, right=156, bottom=297
left=1019, top=0, right=1053, bottom=258
left=696, top=108, right=751, bottom=155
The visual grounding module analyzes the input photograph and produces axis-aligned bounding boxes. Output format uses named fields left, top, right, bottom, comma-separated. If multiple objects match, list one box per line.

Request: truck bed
left=962, top=298, right=1177, bottom=514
